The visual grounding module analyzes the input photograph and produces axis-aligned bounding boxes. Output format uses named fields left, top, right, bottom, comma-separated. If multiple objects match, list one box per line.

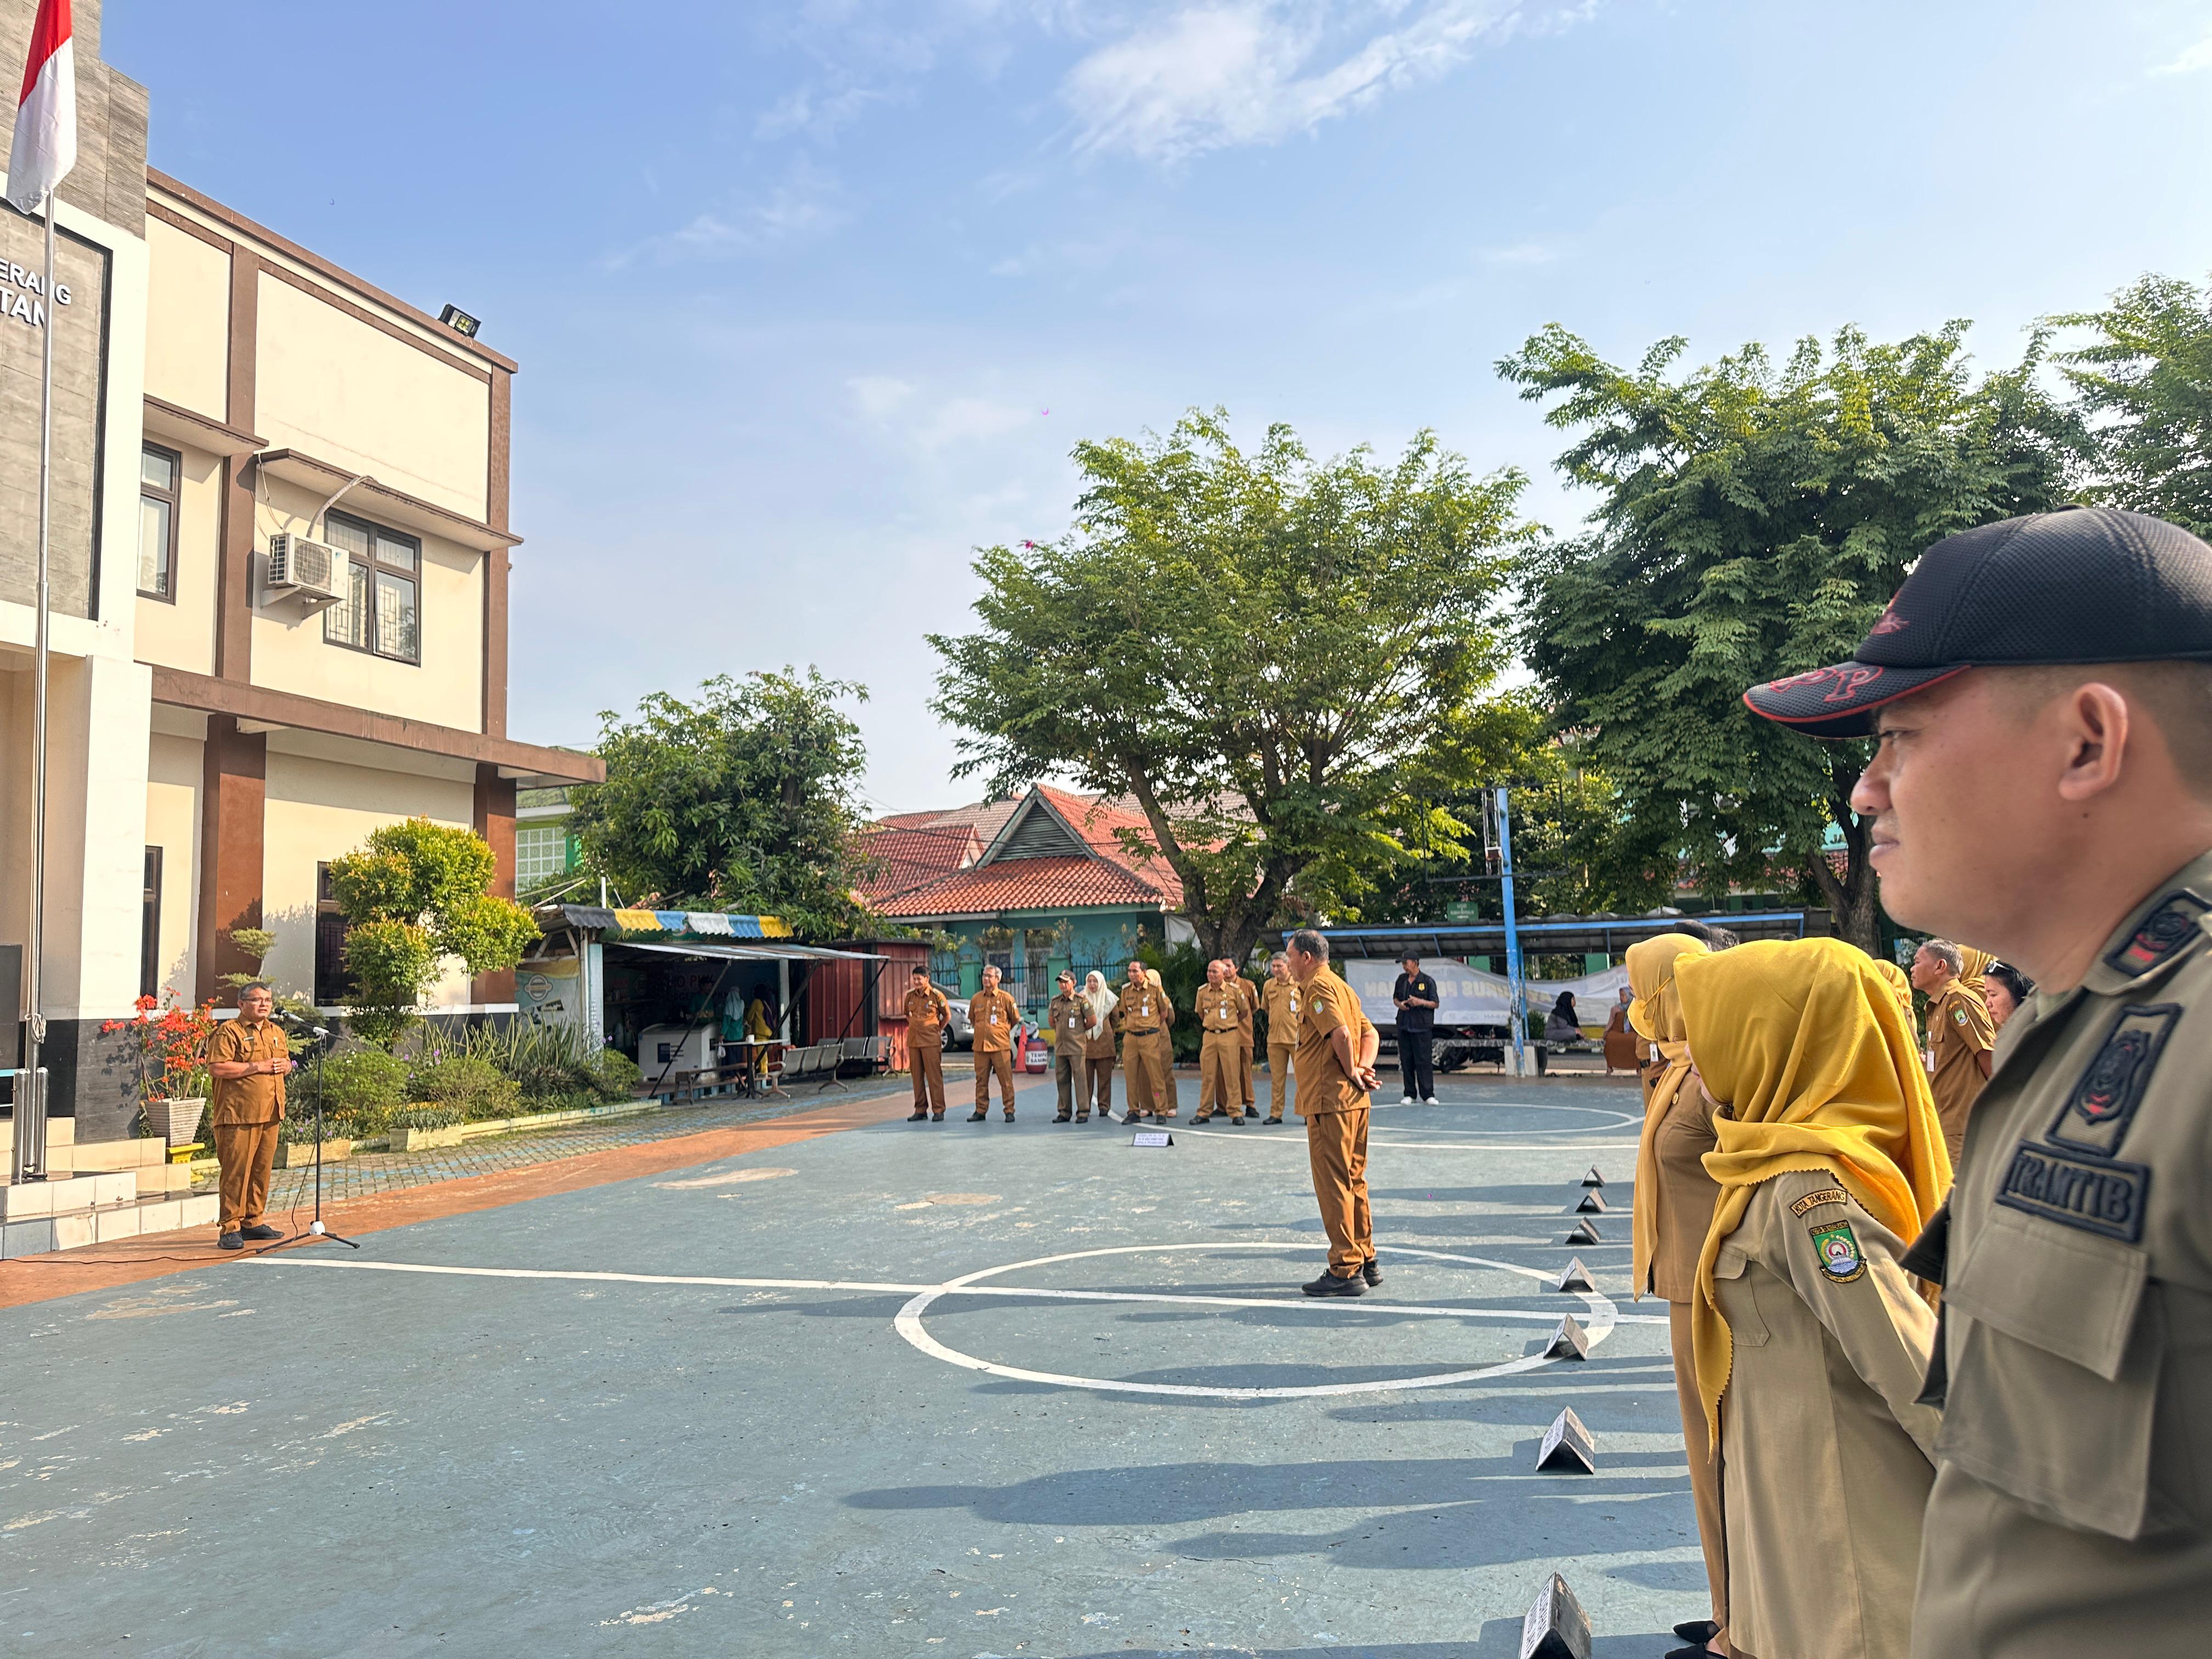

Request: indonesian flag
left=5, top=0, right=75, bottom=214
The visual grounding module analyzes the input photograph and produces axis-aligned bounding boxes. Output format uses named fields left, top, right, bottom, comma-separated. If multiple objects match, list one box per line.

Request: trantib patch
left=1997, top=1142, right=2151, bottom=1243
left=1788, top=1187, right=1848, bottom=1217
left=1809, top=1219, right=1866, bottom=1283
left=2047, top=1004, right=2179, bottom=1157
left=2103, top=890, right=2210, bottom=979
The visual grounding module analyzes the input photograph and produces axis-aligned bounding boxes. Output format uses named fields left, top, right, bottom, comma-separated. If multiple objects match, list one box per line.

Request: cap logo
left=1765, top=664, right=1886, bottom=703
left=1868, top=598, right=1910, bottom=636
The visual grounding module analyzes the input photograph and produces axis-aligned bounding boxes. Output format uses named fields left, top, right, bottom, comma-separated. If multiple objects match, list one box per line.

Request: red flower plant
left=104, top=990, right=219, bottom=1105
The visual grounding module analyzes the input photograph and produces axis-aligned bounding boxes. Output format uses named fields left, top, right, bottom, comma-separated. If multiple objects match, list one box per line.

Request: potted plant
left=102, top=992, right=218, bottom=1146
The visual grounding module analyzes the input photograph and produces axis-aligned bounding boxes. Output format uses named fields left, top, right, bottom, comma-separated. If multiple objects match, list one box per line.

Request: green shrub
left=589, top=1048, right=640, bottom=1099
left=409, top=1056, right=523, bottom=1121
left=309, top=1049, right=409, bottom=1118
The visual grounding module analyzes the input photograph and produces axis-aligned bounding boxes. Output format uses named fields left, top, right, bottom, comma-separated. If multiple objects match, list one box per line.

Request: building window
left=314, top=863, right=352, bottom=1007
left=140, top=847, right=163, bottom=999
left=515, top=825, right=568, bottom=889
left=321, top=510, right=420, bottom=663
left=138, top=444, right=180, bottom=600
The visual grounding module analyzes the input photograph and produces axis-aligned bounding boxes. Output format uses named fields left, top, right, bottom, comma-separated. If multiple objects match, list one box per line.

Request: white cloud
left=848, top=375, right=918, bottom=418
left=1059, top=1, right=1531, bottom=163
left=2153, top=31, right=2212, bottom=75
left=1481, top=240, right=1560, bottom=266
left=609, top=161, right=848, bottom=266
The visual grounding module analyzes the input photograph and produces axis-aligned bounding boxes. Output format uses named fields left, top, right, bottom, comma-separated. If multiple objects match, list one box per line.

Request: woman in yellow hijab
left=1677, top=937, right=1950, bottom=1659
left=1624, top=932, right=1728, bottom=1655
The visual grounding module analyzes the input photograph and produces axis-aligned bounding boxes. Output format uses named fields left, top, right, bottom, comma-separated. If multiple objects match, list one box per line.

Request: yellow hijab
left=1678, top=938, right=1951, bottom=1444
left=1626, top=933, right=1708, bottom=1299
left=1957, top=946, right=1994, bottom=994
left=1871, top=958, right=1916, bottom=1029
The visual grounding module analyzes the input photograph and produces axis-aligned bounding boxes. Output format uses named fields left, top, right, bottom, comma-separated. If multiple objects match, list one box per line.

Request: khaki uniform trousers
left=1304, top=1106, right=1373, bottom=1274
left=1237, top=1040, right=1255, bottom=1110
left=1153, top=1031, right=1180, bottom=1116
left=1084, top=1053, right=1115, bottom=1118
left=910, top=1040, right=946, bottom=1115
left=974, top=1047, right=1017, bottom=1113
left=1266, top=1043, right=1295, bottom=1120
left=1121, top=1033, right=1165, bottom=1114
left=1053, top=1049, right=1082, bottom=1116
left=1197, top=1032, right=1241, bottom=1117
left=1667, top=1300, right=1728, bottom=1632
left=214, top=1120, right=280, bottom=1234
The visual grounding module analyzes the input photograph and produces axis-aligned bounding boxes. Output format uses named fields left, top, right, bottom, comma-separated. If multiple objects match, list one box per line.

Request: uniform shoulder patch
left=2047, top=1003, right=2180, bottom=1158
left=1952, top=1005, right=1971, bottom=1026
left=2103, top=890, right=2210, bottom=979
left=1809, top=1218, right=1867, bottom=1283
left=1788, top=1186, right=1849, bottom=1217
left=1997, top=1142, right=2150, bottom=1243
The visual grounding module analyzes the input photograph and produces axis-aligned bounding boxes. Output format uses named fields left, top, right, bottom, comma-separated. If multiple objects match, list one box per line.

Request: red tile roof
left=853, top=821, right=982, bottom=904
left=873, top=856, right=1169, bottom=918
left=1034, top=785, right=1184, bottom=906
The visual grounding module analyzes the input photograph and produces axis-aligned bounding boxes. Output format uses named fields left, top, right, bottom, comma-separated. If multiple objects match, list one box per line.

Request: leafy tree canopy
left=570, top=669, right=874, bottom=939
left=930, top=409, right=1537, bottom=966
left=1501, top=321, right=2079, bottom=950
left=2053, top=272, right=2212, bottom=537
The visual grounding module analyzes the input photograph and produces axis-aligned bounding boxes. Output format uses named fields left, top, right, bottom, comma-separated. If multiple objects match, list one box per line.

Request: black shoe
left=1075, top=1113, right=1089, bottom=1122
left=1302, top=1270, right=1367, bottom=1297
left=931, top=1112, right=945, bottom=1121
left=1224, top=1113, right=1242, bottom=1126
left=1054, top=1111, right=1072, bottom=1123
left=968, top=1111, right=988, bottom=1122
left=908, top=1109, right=929, bottom=1122
left=1003, top=1111, right=1016, bottom=1122
left=1243, top=1107, right=1259, bottom=1119
left=1672, top=1622, right=1720, bottom=1645
left=217, top=1232, right=245, bottom=1251
left=1361, top=1258, right=1382, bottom=1286
left=240, top=1223, right=282, bottom=1241
left=1265, top=1116, right=1284, bottom=1126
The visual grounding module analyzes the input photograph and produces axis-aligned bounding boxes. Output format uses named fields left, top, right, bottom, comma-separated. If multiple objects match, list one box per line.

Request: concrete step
left=0, top=1192, right=217, bottom=1258
left=0, top=1170, right=139, bottom=1218
left=58, top=1136, right=170, bottom=1172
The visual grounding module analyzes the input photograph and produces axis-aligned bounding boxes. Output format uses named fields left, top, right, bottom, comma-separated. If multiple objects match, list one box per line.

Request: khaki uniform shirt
left=1927, top=980, right=1995, bottom=1166
left=904, top=985, right=951, bottom=1050
left=1115, top=981, right=1169, bottom=1035
left=968, top=988, right=1020, bottom=1053
left=1713, top=1169, right=1940, bottom=1659
left=1646, top=1080, right=1723, bottom=1303
left=1047, top=992, right=1088, bottom=1056
left=1232, top=975, right=1258, bottom=1037
left=1194, top=982, right=1244, bottom=1041
left=1911, top=851, right=2212, bottom=1659
left=1262, top=977, right=1299, bottom=1048
left=207, top=1017, right=289, bottom=1126
left=1293, top=970, right=1372, bottom=1116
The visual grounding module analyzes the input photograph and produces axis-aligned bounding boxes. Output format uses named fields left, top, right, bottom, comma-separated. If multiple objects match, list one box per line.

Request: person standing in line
left=967, top=964, right=1022, bottom=1122
left=1261, top=952, right=1299, bottom=1124
left=1079, top=970, right=1119, bottom=1122
left=1116, top=959, right=1169, bottom=1121
left=1391, top=953, right=1440, bottom=1104
left=1678, top=938, right=1949, bottom=1659
left=1911, top=936, right=1996, bottom=1167
left=1047, top=969, right=1088, bottom=1124
left=1737, top=505, right=2212, bottom=1658
left=1980, top=960, right=2032, bottom=1030
left=1286, top=929, right=1381, bottom=1297
left=207, top=983, right=294, bottom=1250
left=1193, top=960, right=1245, bottom=1125
left=904, top=965, right=952, bottom=1122
left=1622, top=933, right=1726, bottom=1656
left=1146, top=966, right=1181, bottom=1119
left=1229, top=960, right=1261, bottom=1118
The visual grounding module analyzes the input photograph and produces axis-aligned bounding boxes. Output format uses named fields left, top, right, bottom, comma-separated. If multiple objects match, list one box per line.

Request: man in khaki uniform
left=968, top=965, right=1022, bottom=1122
left=903, top=966, right=951, bottom=1121
left=1046, top=970, right=1087, bottom=1122
left=1115, top=960, right=1171, bottom=1120
left=1229, top=961, right=1260, bottom=1118
left=206, top=983, right=293, bottom=1250
left=1911, top=936, right=1995, bottom=1166
left=1261, top=952, right=1298, bottom=1124
left=1739, top=505, right=2212, bottom=1658
left=1192, top=961, right=1245, bottom=1125
left=1287, top=929, right=1380, bottom=1296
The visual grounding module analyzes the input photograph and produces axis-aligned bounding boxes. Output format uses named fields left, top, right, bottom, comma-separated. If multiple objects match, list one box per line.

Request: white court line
left=1177, top=1125, right=1643, bottom=1153
left=256, top=1254, right=1664, bottom=1325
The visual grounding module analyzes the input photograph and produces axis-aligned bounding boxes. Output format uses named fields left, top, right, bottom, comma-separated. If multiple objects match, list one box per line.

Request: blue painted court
left=1, top=1085, right=1705, bottom=1656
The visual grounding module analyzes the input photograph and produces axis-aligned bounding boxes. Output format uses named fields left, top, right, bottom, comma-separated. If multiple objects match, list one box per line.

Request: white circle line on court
left=1174, top=1125, right=1643, bottom=1153
left=892, top=1240, right=1623, bottom=1401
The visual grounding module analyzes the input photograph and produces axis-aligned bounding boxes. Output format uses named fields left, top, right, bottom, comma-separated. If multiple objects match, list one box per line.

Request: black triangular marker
left=1543, top=1316, right=1589, bottom=1360
left=1555, top=1257, right=1594, bottom=1292
left=1517, top=1571, right=1594, bottom=1658
left=1534, top=1407, right=1598, bottom=1474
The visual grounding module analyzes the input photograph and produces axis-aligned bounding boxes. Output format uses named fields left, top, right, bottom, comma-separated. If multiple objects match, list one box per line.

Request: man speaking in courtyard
left=1286, top=929, right=1381, bottom=1296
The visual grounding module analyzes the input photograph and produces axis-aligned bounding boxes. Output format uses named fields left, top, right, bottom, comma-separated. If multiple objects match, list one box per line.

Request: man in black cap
left=1741, top=506, right=2212, bottom=1658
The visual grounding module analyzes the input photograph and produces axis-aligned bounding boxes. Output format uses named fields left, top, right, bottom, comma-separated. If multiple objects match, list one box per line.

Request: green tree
left=930, top=410, right=1535, bottom=966
left=329, top=817, right=541, bottom=1047
left=2053, top=273, right=2212, bottom=536
left=569, top=669, right=874, bottom=938
left=1502, top=322, right=2078, bottom=951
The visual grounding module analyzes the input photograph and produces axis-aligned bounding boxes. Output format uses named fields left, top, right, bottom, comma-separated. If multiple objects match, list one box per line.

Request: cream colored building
left=3, top=0, right=597, bottom=1143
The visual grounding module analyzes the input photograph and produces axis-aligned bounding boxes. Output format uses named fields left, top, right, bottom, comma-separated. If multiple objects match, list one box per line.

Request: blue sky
left=108, top=1, right=2212, bottom=812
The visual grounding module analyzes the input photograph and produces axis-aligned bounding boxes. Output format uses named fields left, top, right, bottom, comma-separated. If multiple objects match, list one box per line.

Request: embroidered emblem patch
left=1810, top=1220, right=1866, bottom=1283
left=1788, top=1187, right=1849, bottom=1217
left=2103, top=890, right=2210, bottom=979
left=2047, top=1004, right=2179, bottom=1157
left=1996, top=1142, right=2151, bottom=1243
left=1951, top=1005, right=1970, bottom=1026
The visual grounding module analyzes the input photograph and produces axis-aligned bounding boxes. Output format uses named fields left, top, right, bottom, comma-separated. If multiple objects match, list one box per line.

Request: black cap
left=1742, top=507, right=2212, bottom=737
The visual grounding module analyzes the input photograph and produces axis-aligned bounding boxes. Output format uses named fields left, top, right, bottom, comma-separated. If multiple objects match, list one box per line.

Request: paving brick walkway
left=240, top=1079, right=917, bottom=1208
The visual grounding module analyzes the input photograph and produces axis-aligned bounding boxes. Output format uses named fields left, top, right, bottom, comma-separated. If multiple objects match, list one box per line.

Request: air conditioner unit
left=264, top=534, right=345, bottom=608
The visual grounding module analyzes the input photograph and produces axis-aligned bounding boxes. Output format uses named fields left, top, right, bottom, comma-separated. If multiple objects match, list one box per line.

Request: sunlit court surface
left=1, top=1078, right=1703, bottom=1656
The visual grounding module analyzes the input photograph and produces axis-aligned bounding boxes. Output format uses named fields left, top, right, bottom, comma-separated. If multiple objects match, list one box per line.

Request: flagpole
left=19, top=188, right=57, bottom=1181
